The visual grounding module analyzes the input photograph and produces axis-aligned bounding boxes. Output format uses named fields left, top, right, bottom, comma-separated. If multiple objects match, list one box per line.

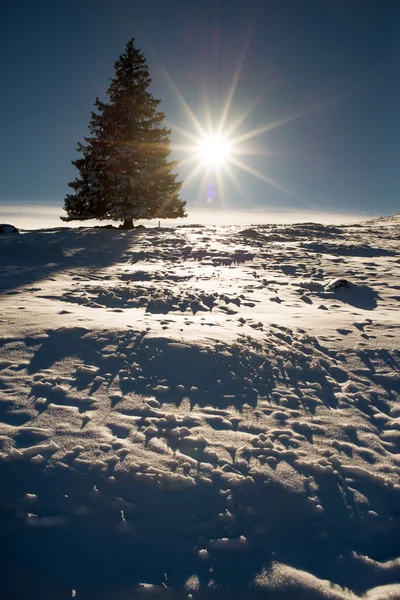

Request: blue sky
left=0, top=0, right=398, bottom=220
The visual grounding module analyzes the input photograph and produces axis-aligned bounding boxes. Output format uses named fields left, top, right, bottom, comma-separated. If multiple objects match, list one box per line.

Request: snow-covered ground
left=0, top=216, right=399, bottom=599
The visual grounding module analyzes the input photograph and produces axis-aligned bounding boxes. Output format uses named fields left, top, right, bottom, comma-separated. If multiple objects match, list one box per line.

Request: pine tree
left=62, top=39, right=186, bottom=228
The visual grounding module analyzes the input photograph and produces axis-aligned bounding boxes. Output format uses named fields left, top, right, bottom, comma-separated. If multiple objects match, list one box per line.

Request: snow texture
left=0, top=215, right=400, bottom=599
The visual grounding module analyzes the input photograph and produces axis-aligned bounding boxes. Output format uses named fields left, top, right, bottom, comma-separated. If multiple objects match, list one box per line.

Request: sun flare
left=197, top=134, right=231, bottom=167
left=161, top=45, right=338, bottom=205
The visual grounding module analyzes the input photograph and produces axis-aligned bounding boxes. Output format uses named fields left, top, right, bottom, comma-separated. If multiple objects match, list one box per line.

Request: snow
left=0, top=214, right=400, bottom=598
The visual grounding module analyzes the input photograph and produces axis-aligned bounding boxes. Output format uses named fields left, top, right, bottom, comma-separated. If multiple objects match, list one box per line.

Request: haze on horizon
left=0, top=203, right=378, bottom=231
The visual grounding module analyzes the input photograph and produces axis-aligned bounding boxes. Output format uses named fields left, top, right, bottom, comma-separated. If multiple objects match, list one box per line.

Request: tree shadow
left=0, top=228, right=134, bottom=293
left=27, top=326, right=95, bottom=374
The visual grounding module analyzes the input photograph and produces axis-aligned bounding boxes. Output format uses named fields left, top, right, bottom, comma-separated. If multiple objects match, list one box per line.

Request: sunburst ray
left=218, top=36, right=251, bottom=136
left=181, top=161, right=207, bottom=188
left=166, top=120, right=200, bottom=145
left=231, top=95, right=343, bottom=145
left=227, top=156, right=302, bottom=200
left=222, top=162, right=249, bottom=204
left=224, top=95, right=263, bottom=138
left=159, top=66, right=207, bottom=138
left=174, top=153, right=203, bottom=169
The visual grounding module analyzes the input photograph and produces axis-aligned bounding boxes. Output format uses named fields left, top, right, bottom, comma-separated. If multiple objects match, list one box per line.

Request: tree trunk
left=122, top=217, right=134, bottom=229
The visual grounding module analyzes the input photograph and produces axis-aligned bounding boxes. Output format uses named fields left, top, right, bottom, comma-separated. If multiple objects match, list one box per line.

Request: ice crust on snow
left=0, top=216, right=400, bottom=598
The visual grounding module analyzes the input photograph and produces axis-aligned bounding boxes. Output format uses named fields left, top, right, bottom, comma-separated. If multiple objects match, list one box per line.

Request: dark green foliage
left=62, top=40, right=186, bottom=227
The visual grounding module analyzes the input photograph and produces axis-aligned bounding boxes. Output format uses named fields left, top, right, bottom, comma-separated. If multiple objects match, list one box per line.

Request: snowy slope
left=0, top=217, right=399, bottom=599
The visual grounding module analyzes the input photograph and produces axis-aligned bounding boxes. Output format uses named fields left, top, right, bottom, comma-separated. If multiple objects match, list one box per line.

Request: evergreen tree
left=62, top=39, right=186, bottom=228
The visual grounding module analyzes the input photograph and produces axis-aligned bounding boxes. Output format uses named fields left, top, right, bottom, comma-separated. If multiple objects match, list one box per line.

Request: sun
left=159, top=46, right=338, bottom=203
left=197, top=134, right=231, bottom=167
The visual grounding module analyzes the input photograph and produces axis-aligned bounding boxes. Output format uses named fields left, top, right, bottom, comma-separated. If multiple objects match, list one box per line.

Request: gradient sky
left=0, top=0, right=398, bottom=219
